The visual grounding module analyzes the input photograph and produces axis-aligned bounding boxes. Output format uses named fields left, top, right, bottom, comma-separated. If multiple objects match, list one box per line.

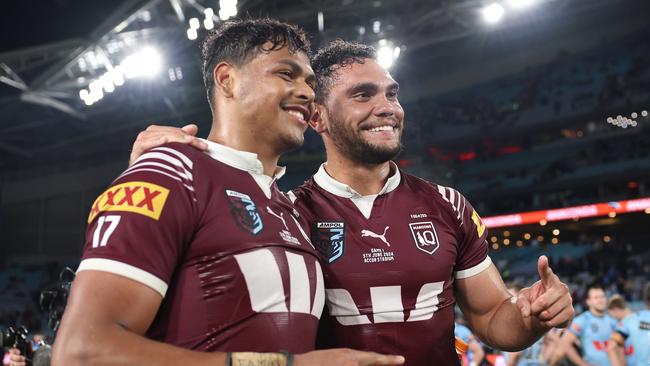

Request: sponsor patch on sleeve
left=471, top=210, right=486, bottom=238
left=88, top=181, right=170, bottom=223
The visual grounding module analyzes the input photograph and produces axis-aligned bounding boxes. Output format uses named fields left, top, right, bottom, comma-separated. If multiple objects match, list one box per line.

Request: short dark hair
left=201, top=18, right=311, bottom=109
left=586, top=283, right=605, bottom=300
left=644, top=282, right=650, bottom=305
left=311, top=39, right=376, bottom=103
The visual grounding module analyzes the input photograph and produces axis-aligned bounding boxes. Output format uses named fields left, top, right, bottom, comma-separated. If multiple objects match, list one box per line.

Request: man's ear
left=213, top=62, right=235, bottom=98
left=309, top=104, right=328, bottom=134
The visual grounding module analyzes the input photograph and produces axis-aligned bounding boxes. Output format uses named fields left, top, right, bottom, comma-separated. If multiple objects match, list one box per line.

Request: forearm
left=506, top=351, right=521, bottom=366
left=479, top=298, right=547, bottom=351
left=563, top=344, right=590, bottom=366
left=52, top=322, right=226, bottom=366
left=607, top=343, right=626, bottom=366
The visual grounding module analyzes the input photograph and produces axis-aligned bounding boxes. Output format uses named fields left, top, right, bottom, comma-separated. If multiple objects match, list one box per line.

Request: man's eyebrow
left=347, top=82, right=379, bottom=94
left=389, top=82, right=400, bottom=91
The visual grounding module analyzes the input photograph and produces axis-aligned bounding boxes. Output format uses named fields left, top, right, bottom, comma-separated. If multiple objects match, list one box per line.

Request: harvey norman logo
left=88, top=181, right=170, bottom=223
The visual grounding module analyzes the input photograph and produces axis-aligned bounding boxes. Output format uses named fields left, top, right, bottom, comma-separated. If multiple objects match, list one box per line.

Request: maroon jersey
left=78, top=141, right=324, bottom=353
left=290, top=163, right=490, bottom=366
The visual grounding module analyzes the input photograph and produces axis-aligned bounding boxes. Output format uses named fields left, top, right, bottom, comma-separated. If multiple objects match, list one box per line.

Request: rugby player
left=553, top=284, right=616, bottom=366
left=128, top=40, right=574, bottom=365
left=12, top=20, right=405, bottom=366
left=608, top=283, right=650, bottom=366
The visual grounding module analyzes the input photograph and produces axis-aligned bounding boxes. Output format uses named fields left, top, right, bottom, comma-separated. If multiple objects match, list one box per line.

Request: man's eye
left=278, top=70, right=293, bottom=78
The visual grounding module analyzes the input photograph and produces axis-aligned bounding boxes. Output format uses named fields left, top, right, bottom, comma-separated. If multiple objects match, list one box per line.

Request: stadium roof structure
left=0, top=0, right=648, bottom=172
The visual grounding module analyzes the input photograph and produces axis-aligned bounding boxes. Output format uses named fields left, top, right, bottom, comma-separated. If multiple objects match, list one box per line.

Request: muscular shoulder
left=401, top=173, right=468, bottom=223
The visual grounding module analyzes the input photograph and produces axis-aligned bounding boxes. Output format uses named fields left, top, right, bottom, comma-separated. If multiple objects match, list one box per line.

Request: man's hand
left=295, top=348, right=405, bottom=366
left=129, top=124, right=208, bottom=166
left=8, top=348, right=26, bottom=366
left=516, top=256, right=574, bottom=328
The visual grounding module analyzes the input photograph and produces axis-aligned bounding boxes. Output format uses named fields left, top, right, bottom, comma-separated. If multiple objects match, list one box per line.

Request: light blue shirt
left=616, top=309, right=650, bottom=366
left=569, top=311, right=617, bottom=366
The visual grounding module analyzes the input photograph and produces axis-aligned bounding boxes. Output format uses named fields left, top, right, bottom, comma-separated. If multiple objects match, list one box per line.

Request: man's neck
left=323, top=153, right=393, bottom=196
left=207, top=127, right=280, bottom=177
left=589, top=309, right=605, bottom=317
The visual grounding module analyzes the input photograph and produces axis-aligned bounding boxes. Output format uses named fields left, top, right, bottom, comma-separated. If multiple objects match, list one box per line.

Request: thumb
left=180, top=123, right=199, bottom=136
left=538, top=255, right=555, bottom=286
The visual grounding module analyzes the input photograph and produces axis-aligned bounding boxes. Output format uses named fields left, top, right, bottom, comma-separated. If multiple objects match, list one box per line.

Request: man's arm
left=468, top=339, right=484, bottom=366
left=48, top=271, right=404, bottom=366
left=607, top=332, right=627, bottom=366
left=129, top=124, right=207, bottom=165
left=51, top=271, right=225, bottom=366
left=554, top=331, right=592, bottom=366
left=505, top=351, right=522, bottom=366
left=455, top=256, right=573, bottom=352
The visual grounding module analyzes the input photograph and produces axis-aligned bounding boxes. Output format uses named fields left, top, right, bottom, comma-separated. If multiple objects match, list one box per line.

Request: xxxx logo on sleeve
left=88, top=181, right=170, bottom=223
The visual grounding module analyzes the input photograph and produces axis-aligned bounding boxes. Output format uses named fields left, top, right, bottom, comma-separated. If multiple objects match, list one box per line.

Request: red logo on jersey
left=88, top=181, right=169, bottom=223
left=409, top=221, right=440, bottom=255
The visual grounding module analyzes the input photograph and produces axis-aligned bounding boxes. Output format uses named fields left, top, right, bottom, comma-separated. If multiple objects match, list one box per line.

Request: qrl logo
left=409, top=221, right=440, bottom=255
left=325, top=282, right=444, bottom=325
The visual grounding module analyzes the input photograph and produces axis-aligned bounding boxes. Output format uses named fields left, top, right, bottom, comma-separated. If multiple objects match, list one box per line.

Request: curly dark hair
left=311, top=39, right=377, bottom=103
left=201, top=18, right=311, bottom=109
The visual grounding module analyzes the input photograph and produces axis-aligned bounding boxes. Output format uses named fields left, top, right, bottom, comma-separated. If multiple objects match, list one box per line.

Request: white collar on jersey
left=313, top=161, right=401, bottom=198
left=312, top=162, right=401, bottom=219
left=202, top=139, right=286, bottom=198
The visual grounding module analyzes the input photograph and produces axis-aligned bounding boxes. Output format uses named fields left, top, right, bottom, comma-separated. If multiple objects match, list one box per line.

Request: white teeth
left=368, top=126, right=394, bottom=132
left=287, top=110, right=305, bottom=121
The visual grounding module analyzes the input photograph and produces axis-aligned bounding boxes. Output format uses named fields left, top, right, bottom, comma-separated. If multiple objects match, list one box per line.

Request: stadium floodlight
left=79, top=89, right=89, bottom=100
left=318, top=11, right=324, bottom=32
left=642, top=110, right=648, bottom=117
left=187, top=28, right=198, bottom=40
left=122, top=47, right=162, bottom=78
left=189, top=18, right=200, bottom=30
left=219, top=0, right=238, bottom=20
left=204, top=7, right=214, bottom=18
left=373, top=20, right=381, bottom=33
left=507, top=0, right=537, bottom=8
left=111, top=66, right=125, bottom=86
left=482, top=3, right=505, bottom=24
left=377, top=40, right=400, bottom=70
left=204, top=18, right=215, bottom=30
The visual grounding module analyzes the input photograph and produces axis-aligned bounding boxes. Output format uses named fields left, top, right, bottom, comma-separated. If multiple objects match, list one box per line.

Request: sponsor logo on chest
left=360, top=226, right=395, bottom=263
left=266, top=206, right=300, bottom=245
left=225, top=189, right=264, bottom=235
left=313, top=221, right=345, bottom=263
left=409, top=221, right=440, bottom=255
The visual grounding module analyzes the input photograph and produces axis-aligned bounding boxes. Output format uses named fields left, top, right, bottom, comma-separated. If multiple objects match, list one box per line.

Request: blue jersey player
left=609, top=283, right=650, bottom=366
left=455, top=321, right=485, bottom=366
left=559, top=284, right=617, bottom=366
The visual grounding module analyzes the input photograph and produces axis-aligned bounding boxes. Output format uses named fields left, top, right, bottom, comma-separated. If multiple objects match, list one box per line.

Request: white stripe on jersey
left=77, top=258, right=168, bottom=297
left=132, top=151, right=193, bottom=181
left=436, top=185, right=463, bottom=221
left=151, top=146, right=194, bottom=169
left=125, top=161, right=192, bottom=182
left=118, top=168, right=195, bottom=192
left=437, top=185, right=450, bottom=203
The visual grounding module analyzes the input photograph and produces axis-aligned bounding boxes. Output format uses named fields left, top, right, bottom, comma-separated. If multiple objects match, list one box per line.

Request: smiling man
left=11, top=20, right=405, bottom=366
left=126, top=39, right=574, bottom=366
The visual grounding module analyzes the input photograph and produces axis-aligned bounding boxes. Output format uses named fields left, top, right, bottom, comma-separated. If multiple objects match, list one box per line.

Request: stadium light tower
left=377, top=39, right=401, bottom=70
left=482, top=3, right=505, bottom=24
left=79, top=46, right=163, bottom=106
